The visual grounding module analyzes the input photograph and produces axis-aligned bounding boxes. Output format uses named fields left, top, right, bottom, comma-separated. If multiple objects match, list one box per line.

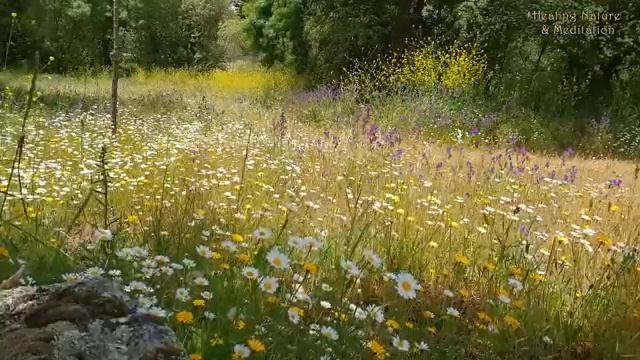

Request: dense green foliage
left=241, top=0, right=640, bottom=121
left=1, top=0, right=230, bottom=71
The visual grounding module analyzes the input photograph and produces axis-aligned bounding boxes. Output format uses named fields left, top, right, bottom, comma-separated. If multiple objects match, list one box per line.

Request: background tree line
left=0, top=0, right=231, bottom=72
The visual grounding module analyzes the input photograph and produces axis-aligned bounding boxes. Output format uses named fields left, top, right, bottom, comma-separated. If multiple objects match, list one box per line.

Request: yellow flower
left=220, top=263, right=231, bottom=270
left=385, top=319, right=400, bottom=330
left=0, top=246, right=9, bottom=257
left=266, top=296, right=279, bottom=304
left=455, top=254, right=470, bottom=266
left=127, top=214, right=139, bottom=223
left=189, top=353, right=202, bottom=360
left=510, top=265, right=523, bottom=277
left=247, top=338, right=266, bottom=352
left=529, top=272, right=545, bottom=282
left=234, top=319, right=246, bottom=330
left=405, top=321, right=414, bottom=329
left=427, top=326, right=437, bottom=334
left=231, top=233, right=244, bottom=242
left=554, top=235, right=568, bottom=244
left=483, top=261, right=496, bottom=272
left=503, top=314, right=521, bottom=329
left=303, top=262, right=318, bottom=274
left=237, top=253, right=251, bottom=263
left=211, top=252, right=222, bottom=260
left=209, top=335, right=224, bottom=346
left=396, top=208, right=405, bottom=215
left=477, top=311, right=492, bottom=322
left=193, top=299, right=206, bottom=307
left=512, top=299, right=525, bottom=310
left=459, top=288, right=471, bottom=298
left=595, top=234, right=612, bottom=246
left=367, top=340, right=386, bottom=358
left=176, top=311, right=194, bottom=324
left=422, top=310, right=435, bottom=319
left=609, top=204, right=620, bottom=213
left=11, top=12, right=17, bottom=18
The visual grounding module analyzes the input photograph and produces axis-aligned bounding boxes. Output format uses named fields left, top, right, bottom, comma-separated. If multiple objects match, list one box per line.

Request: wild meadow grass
left=1, top=68, right=640, bottom=359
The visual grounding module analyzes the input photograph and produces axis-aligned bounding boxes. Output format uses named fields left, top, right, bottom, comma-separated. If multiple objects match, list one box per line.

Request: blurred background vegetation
left=1, top=0, right=640, bottom=157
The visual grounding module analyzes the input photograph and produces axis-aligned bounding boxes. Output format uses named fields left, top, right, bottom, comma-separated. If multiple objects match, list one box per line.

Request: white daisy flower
left=363, top=249, right=383, bottom=269
left=242, top=266, right=260, bottom=280
left=175, top=288, right=190, bottom=302
left=395, top=272, right=421, bottom=299
left=266, top=247, right=290, bottom=270
left=320, top=326, right=339, bottom=340
left=233, top=344, right=251, bottom=359
left=340, top=259, right=363, bottom=279
left=259, top=276, right=279, bottom=294
left=446, top=307, right=460, bottom=317
left=392, top=336, right=410, bottom=351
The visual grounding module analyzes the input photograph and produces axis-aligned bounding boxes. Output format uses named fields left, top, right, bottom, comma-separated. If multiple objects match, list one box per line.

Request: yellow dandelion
left=510, top=265, right=523, bottom=277
left=231, top=233, right=244, bottom=242
left=189, top=354, right=202, bottom=360
left=303, top=262, right=318, bottom=274
left=0, top=246, right=9, bottom=257
left=512, top=299, right=525, bottom=310
left=127, top=214, right=139, bottom=223
left=484, top=261, right=496, bottom=272
left=477, top=311, right=492, bottom=322
left=455, top=254, right=470, bottom=266
left=595, top=234, right=612, bottom=246
left=385, top=319, right=400, bottom=330
left=404, top=321, right=414, bottom=329
left=234, top=319, right=246, bottom=330
left=503, top=314, right=521, bottom=329
left=176, top=311, right=194, bottom=324
left=247, top=338, right=266, bottom=352
left=211, top=252, right=222, bottom=260
left=193, top=299, right=206, bottom=307
left=209, top=335, right=224, bottom=346
left=422, top=310, right=435, bottom=319
left=367, top=339, right=386, bottom=358
left=237, top=253, right=251, bottom=263
left=427, top=326, right=437, bottom=334
left=459, top=288, right=471, bottom=298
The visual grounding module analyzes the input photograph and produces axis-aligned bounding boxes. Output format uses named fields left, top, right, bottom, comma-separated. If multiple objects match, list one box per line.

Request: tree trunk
left=111, top=0, right=120, bottom=135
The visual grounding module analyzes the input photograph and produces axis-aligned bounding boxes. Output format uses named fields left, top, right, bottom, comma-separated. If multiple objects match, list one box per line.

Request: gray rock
left=0, top=278, right=186, bottom=360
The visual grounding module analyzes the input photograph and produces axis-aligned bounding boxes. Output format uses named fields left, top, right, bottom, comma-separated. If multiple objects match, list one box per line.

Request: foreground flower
left=367, top=339, right=386, bottom=358
left=259, top=276, right=279, bottom=294
left=247, top=338, right=266, bottom=352
left=266, top=247, right=290, bottom=270
left=340, top=259, right=363, bottom=279
left=253, top=227, right=273, bottom=240
left=320, top=325, right=339, bottom=340
left=189, top=353, right=202, bottom=360
left=447, top=307, right=460, bottom=317
left=242, top=266, right=260, bottom=280
left=395, top=272, right=421, bottom=299
left=288, top=306, right=304, bottom=324
left=392, top=336, right=410, bottom=351
left=233, top=344, right=252, bottom=359
left=93, top=228, right=113, bottom=241
left=176, top=311, right=194, bottom=324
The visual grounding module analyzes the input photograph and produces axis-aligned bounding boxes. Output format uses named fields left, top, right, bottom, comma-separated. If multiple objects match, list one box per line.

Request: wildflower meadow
left=1, top=63, right=639, bottom=359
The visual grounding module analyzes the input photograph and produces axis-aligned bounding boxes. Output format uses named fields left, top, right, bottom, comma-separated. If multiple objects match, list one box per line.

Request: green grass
left=1, top=69, right=640, bottom=359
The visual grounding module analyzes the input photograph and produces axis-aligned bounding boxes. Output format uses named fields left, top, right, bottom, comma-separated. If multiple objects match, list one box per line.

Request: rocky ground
left=0, top=278, right=186, bottom=360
